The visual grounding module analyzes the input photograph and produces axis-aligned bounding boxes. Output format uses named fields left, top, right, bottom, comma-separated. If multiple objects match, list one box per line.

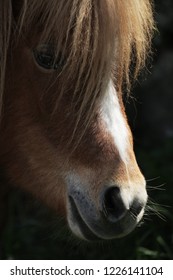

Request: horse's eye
left=33, top=45, right=64, bottom=71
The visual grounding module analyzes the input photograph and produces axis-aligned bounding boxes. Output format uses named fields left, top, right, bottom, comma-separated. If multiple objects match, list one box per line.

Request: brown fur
left=0, top=0, right=154, bottom=238
left=0, top=0, right=154, bottom=138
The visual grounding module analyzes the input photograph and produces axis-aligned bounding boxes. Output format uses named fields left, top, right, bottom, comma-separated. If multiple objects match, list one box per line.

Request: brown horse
left=0, top=0, right=154, bottom=240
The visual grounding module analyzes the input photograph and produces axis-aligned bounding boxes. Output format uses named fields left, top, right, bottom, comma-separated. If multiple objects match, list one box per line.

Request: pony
left=0, top=0, right=154, bottom=240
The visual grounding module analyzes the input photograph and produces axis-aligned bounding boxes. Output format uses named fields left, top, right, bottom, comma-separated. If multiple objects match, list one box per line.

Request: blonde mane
left=0, top=0, right=154, bottom=140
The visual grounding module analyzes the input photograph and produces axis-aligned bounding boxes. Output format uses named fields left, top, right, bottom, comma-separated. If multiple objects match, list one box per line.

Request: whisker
left=145, top=198, right=169, bottom=222
left=146, top=177, right=160, bottom=182
left=129, top=209, right=137, bottom=220
left=148, top=198, right=170, bottom=209
left=146, top=183, right=166, bottom=191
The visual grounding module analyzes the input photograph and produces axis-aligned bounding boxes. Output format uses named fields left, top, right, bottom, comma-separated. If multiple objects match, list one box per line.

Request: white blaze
left=100, top=81, right=129, bottom=164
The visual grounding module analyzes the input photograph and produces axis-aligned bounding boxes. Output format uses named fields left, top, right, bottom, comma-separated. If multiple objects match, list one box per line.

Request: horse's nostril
left=103, top=186, right=127, bottom=222
left=130, top=199, right=144, bottom=216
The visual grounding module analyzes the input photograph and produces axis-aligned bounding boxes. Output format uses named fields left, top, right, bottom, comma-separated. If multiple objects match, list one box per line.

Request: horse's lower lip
left=69, top=196, right=102, bottom=241
left=68, top=195, right=140, bottom=240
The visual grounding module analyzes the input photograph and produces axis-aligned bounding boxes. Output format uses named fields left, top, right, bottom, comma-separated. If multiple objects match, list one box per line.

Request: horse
left=0, top=0, right=154, bottom=241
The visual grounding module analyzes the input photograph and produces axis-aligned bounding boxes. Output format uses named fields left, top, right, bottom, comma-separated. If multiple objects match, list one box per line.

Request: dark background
left=0, top=0, right=173, bottom=259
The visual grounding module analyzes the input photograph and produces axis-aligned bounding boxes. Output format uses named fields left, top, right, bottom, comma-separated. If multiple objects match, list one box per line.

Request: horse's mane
left=0, top=0, right=154, bottom=141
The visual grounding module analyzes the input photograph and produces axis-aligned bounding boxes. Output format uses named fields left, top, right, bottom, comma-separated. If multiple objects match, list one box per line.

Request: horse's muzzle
left=67, top=185, right=147, bottom=240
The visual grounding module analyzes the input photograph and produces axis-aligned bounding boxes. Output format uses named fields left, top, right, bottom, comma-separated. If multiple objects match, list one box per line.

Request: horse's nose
left=102, top=186, right=144, bottom=223
left=102, top=186, right=128, bottom=222
left=67, top=183, right=146, bottom=240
